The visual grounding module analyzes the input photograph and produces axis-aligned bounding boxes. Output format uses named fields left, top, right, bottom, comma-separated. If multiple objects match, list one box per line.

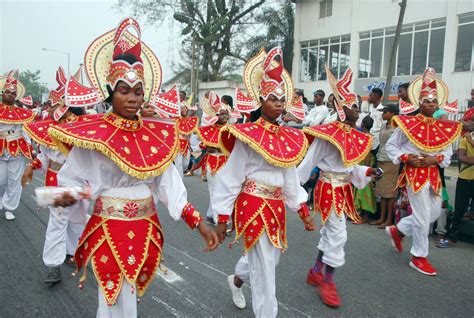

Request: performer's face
left=112, top=81, right=144, bottom=120
left=2, top=89, right=16, bottom=105
left=216, top=109, right=229, bottom=125
left=419, top=99, right=437, bottom=117
left=261, top=95, right=285, bottom=121
left=343, top=105, right=360, bottom=124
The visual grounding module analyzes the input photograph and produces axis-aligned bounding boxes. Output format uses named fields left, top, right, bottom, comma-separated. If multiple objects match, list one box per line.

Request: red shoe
left=409, top=257, right=437, bottom=276
left=318, top=282, right=341, bottom=308
left=385, top=225, right=403, bottom=252
left=306, top=269, right=324, bottom=287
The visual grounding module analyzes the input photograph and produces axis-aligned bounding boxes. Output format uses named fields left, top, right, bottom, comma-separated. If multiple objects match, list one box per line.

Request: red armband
left=365, top=167, right=375, bottom=176
left=399, top=154, right=409, bottom=163
left=31, top=158, right=42, bottom=170
left=298, top=203, right=311, bottom=219
left=435, top=154, right=444, bottom=164
left=217, top=214, right=230, bottom=224
left=181, top=202, right=203, bottom=229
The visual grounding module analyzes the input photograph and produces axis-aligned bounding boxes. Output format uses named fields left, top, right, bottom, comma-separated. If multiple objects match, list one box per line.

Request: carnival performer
left=297, top=67, right=379, bottom=308
left=175, top=103, right=199, bottom=178
left=385, top=67, right=461, bottom=276
left=48, top=18, right=218, bottom=318
left=22, top=67, right=99, bottom=283
left=195, top=91, right=231, bottom=224
left=0, top=71, right=35, bottom=220
left=212, top=47, right=315, bottom=318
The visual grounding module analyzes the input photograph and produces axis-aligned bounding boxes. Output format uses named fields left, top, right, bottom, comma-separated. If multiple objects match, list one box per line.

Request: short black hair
left=221, top=95, right=233, bottom=107
left=68, top=107, right=85, bottom=116
left=398, top=83, right=409, bottom=90
left=314, top=89, right=325, bottom=98
left=371, top=88, right=383, bottom=98
left=361, top=115, right=374, bottom=131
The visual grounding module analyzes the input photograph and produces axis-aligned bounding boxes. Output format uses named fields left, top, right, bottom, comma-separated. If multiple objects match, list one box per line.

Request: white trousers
left=317, top=209, right=347, bottom=268
left=206, top=172, right=216, bottom=218
left=397, top=183, right=442, bottom=257
left=97, top=280, right=137, bottom=318
left=235, top=235, right=281, bottom=318
left=0, top=156, right=25, bottom=211
left=174, top=153, right=190, bottom=179
left=43, top=202, right=88, bottom=267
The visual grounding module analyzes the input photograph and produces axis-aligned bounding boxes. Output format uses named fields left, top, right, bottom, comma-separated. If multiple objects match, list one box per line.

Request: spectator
left=322, top=93, right=337, bottom=124
left=359, top=88, right=385, bottom=156
left=372, top=104, right=399, bottom=229
left=461, top=88, right=474, bottom=134
left=281, top=91, right=305, bottom=127
left=353, top=116, right=377, bottom=224
left=397, top=83, right=410, bottom=103
left=438, top=112, right=474, bottom=247
left=303, top=89, right=328, bottom=126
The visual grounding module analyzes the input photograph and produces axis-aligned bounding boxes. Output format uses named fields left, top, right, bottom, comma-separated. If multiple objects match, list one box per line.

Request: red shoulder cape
left=49, top=113, right=179, bottom=179
left=392, top=114, right=461, bottom=152
left=303, top=122, right=372, bottom=166
left=0, top=103, right=35, bottom=124
left=177, top=116, right=199, bottom=135
left=197, top=124, right=224, bottom=148
left=219, top=117, right=307, bottom=168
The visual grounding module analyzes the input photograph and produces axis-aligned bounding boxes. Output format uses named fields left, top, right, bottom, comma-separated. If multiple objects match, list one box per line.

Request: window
left=320, top=0, right=333, bottom=18
left=455, top=12, right=474, bottom=72
left=358, top=18, right=446, bottom=78
left=299, top=35, right=350, bottom=82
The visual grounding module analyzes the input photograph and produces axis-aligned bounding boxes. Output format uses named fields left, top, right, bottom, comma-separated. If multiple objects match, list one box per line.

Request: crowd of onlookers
left=289, top=85, right=474, bottom=246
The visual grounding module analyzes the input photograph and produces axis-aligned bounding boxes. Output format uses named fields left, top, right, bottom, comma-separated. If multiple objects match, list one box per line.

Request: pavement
left=0, top=173, right=473, bottom=317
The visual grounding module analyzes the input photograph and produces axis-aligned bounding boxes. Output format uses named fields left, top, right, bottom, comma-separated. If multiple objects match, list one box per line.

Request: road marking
left=151, top=296, right=185, bottom=317
left=156, top=264, right=183, bottom=283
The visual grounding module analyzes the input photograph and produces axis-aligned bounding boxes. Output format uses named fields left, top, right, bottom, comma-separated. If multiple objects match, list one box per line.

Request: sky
left=0, top=0, right=179, bottom=89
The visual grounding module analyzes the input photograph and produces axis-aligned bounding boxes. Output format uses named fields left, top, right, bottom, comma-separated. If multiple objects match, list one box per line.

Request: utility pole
left=191, top=33, right=197, bottom=105
left=383, top=0, right=407, bottom=104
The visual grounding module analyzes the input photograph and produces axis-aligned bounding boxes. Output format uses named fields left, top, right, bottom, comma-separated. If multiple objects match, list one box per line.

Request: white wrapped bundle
left=34, top=186, right=91, bottom=207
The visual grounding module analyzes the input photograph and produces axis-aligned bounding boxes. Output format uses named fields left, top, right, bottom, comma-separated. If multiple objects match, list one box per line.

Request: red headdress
left=20, top=95, right=33, bottom=106
left=235, top=87, right=258, bottom=113
left=3, top=71, right=18, bottom=94
left=259, top=48, right=285, bottom=100
left=326, top=66, right=357, bottom=122
left=47, top=66, right=68, bottom=107
left=149, top=84, right=181, bottom=117
left=201, top=91, right=232, bottom=125
left=106, top=18, right=145, bottom=91
left=404, top=67, right=458, bottom=115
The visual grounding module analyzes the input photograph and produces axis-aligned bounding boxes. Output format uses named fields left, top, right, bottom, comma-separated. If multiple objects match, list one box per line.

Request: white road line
left=156, top=264, right=183, bottom=283
left=151, top=296, right=185, bottom=317
left=164, top=243, right=312, bottom=318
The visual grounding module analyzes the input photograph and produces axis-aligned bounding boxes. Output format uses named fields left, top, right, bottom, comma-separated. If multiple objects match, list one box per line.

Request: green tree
left=246, top=2, right=295, bottom=74
left=18, top=70, right=48, bottom=102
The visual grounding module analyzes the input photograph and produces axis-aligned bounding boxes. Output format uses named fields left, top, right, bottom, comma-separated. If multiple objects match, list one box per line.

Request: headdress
left=235, top=87, right=258, bottom=113
left=243, top=47, right=299, bottom=118
left=20, top=96, right=33, bottom=106
left=201, top=91, right=232, bottom=125
left=0, top=70, right=26, bottom=99
left=401, top=67, right=458, bottom=115
left=48, top=66, right=67, bottom=107
left=326, top=66, right=357, bottom=122
left=149, top=84, right=181, bottom=118
left=84, top=17, right=162, bottom=101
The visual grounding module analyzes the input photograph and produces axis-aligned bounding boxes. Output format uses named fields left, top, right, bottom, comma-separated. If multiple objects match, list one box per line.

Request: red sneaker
left=409, top=257, right=437, bottom=276
left=306, top=269, right=324, bottom=287
left=318, top=282, right=341, bottom=308
left=385, top=225, right=403, bottom=252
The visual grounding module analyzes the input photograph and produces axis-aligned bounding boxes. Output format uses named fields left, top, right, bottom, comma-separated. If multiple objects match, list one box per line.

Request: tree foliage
left=18, top=70, right=48, bottom=102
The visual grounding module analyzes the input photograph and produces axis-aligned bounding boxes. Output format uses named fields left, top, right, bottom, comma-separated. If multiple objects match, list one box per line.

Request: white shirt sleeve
left=153, top=163, right=189, bottom=221
left=297, top=140, right=323, bottom=184
left=283, top=167, right=308, bottom=212
left=350, top=165, right=372, bottom=189
left=36, top=146, right=50, bottom=175
left=385, top=128, right=406, bottom=164
left=211, top=140, right=249, bottom=216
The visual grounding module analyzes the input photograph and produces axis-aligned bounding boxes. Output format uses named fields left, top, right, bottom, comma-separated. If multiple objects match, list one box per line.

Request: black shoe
left=44, top=266, right=62, bottom=284
left=206, top=217, right=216, bottom=225
left=64, top=255, right=76, bottom=267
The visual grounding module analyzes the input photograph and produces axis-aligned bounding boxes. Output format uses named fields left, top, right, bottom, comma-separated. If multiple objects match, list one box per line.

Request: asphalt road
left=0, top=174, right=473, bottom=318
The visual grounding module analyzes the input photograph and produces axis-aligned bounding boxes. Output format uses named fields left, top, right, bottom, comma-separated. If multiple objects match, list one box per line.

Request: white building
left=292, top=0, right=474, bottom=111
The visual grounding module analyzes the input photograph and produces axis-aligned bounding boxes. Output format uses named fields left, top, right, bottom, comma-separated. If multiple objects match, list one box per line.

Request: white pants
left=317, top=209, right=347, bottom=268
left=0, top=156, right=25, bottom=211
left=206, top=172, right=216, bottom=218
left=174, top=153, right=190, bottom=179
left=435, top=208, right=448, bottom=235
left=97, top=280, right=137, bottom=318
left=397, top=183, right=442, bottom=257
left=235, top=235, right=281, bottom=318
left=43, top=202, right=88, bottom=267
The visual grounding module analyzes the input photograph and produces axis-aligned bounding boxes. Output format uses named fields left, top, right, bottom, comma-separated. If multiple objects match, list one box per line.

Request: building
left=292, top=0, right=474, bottom=112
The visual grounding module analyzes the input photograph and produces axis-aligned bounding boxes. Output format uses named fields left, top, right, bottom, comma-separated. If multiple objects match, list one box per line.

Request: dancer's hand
left=419, top=155, right=438, bottom=167
left=216, top=223, right=228, bottom=243
left=21, top=165, right=33, bottom=187
left=140, top=103, right=155, bottom=118
left=407, top=154, right=421, bottom=167
left=302, top=215, right=316, bottom=231
left=198, top=222, right=219, bottom=251
left=53, top=192, right=77, bottom=207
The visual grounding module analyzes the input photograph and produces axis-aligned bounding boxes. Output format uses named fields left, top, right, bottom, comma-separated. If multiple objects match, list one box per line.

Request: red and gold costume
left=0, top=102, right=35, bottom=159
left=386, top=67, right=461, bottom=263
left=177, top=116, right=199, bottom=157
left=49, top=18, right=204, bottom=311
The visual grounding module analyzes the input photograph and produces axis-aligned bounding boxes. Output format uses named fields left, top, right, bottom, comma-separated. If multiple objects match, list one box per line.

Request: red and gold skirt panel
left=44, top=161, right=63, bottom=186
left=179, top=138, right=190, bottom=157
left=194, top=152, right=228, bottom=176
left=396, top=165, right=441, bottom=195
left=313, top=173, right=359, bottom=223
left=0, top=137, right=33, bottom=159
left=74, top=195, right=163, bottom=305
left=233, top=179, right=286, bottom=251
